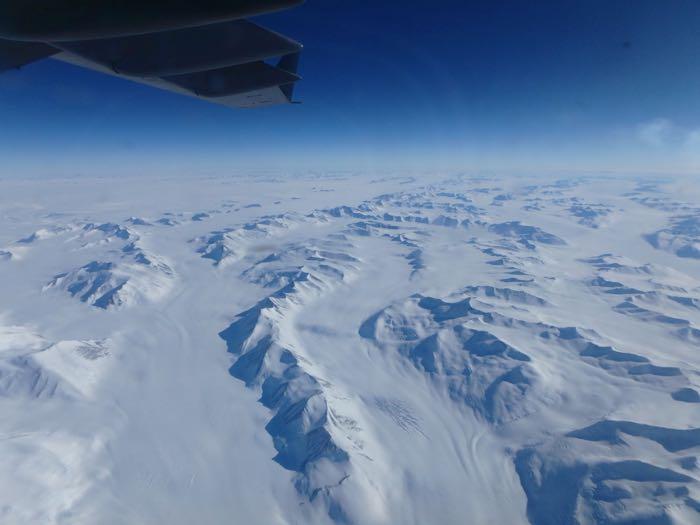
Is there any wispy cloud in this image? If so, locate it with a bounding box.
[628,118,700,170]
[636,118,700,156]
[636,118,675,147]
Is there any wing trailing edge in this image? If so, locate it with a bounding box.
[0,1,304,108]
[0,38,58,72]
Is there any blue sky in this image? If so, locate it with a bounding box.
[1,0,700,176]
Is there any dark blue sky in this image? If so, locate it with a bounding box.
[2,0,700,176]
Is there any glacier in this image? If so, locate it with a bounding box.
[0,172,699,524]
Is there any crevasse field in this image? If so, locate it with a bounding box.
[1,172,699,525]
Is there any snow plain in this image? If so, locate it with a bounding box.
[0,172,699,525]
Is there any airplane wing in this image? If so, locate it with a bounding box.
[0,1,304,108]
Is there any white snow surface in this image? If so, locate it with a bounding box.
[1,172,700,524]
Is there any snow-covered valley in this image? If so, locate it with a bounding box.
[1,172,699,524]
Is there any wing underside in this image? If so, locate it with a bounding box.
[0,16,302,108]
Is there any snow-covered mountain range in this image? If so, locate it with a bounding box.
[0,172,699,524]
